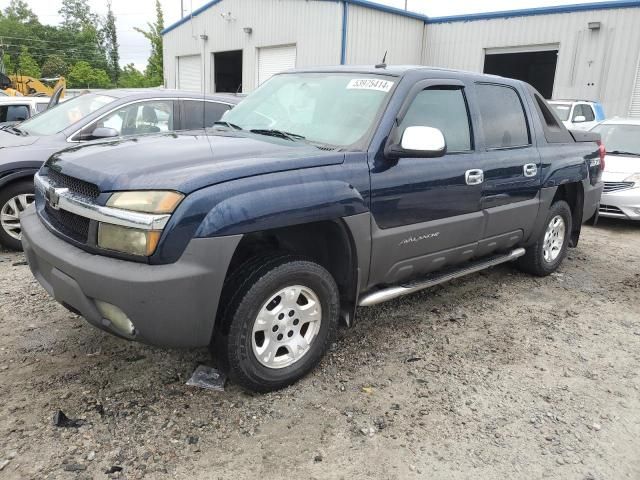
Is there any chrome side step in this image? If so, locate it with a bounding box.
[358,247,526,307]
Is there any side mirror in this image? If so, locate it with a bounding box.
[91,127,119,139]
[573,115,586,123]
[386,126,446,159]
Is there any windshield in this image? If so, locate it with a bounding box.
[20,93,114,136]
[591,124,640,156]
[550,103,572,121]
[220,73,396,147]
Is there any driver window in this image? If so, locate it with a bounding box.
[399,88,472,152]
[83,100,174,139]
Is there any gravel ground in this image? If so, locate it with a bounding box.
[0,219,639,480]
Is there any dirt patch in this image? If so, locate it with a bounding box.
[0,218,639,479]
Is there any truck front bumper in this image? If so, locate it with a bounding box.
[21,206,241,348]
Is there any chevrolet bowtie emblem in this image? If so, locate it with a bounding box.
[46,186,68,210]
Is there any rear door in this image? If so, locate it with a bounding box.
[473,82,541,255]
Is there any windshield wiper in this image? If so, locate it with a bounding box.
[213,121,243,130]
[607,150,640,157]
[7,126,28,136]
[249,129,306,142]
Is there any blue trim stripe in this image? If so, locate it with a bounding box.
[428,0,640,24]
[162,0,430,35]
[341,2,348,65]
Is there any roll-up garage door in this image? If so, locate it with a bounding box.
[177,55,202,92]
[257,45,296,87]
[630,55,640,118]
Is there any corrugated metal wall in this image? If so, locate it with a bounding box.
[345,5,425,65]
[424,7,640,116]
[163,0,342,93]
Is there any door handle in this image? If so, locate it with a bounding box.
[523,163,538,177]
[465,169,484,185]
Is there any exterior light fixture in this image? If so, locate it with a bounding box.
[243,27,253,34]
[588,21,601,30]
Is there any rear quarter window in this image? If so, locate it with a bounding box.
[475,83,530,149]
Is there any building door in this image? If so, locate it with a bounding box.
[213,50,243,93]
[630,54,640,118]
[483,45,558,98]
[177,55,202,92]
[257,44,296,87]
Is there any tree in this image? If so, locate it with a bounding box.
[103,1,120,83]
[4,0,38,24]
[68,61,111,88]
[59,0,98,32]
[134,0,164,86]
[118,64,147,88]
[2,53,15,75]
[41,54,68,78]
[17,46,40,77]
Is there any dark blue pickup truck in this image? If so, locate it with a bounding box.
[21,66,604,392]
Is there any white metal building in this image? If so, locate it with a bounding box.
[162,0,640,117]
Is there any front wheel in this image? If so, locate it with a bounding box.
[517,200,572,276]
[218,256,339,392]
[0,180,35,251]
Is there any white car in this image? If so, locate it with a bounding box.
[590,118,640,221]
[0,96,52,126]
[548,100,605,131]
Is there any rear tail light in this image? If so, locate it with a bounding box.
[597,140,606,171]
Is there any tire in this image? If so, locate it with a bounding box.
[517,200,572,277]
[216,255,339,392]
[0,180,35,251]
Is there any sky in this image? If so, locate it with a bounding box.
[0,0,616,71]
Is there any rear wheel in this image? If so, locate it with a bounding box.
[517,200,572,276]
[0,180,35,251]
[217,256,339,392]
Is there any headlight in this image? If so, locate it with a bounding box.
[98,223,162,256]
[623,173,640,186]
[106,191,183,214]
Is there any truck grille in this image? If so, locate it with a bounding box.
[44,203,90,243]
[603,182,634,193]
[599,205,624,215]
[47,169,100,199]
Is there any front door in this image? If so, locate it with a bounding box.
[368,81,484,287]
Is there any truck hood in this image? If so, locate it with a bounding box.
[46,131,345,194]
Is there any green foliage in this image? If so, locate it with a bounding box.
[103,1,120,83]
[0,0,164,91]
[118,64,149,88]
[41,54,68,78]
[2,53,15,75]
[134,0,164,86]
[18,46,41,77]
[59,0,99,33]
[68,61,111,88]
[4,0,38,24]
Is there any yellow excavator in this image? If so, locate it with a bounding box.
[0,72,66,97]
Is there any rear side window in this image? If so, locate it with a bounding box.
[0,105,29,122]
[573,104,595,122]
[476,84,530,149]
[399,88,472,152]
[183,101,231,129]
[205,102,231,126]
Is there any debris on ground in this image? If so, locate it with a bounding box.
[185,365,226,391]
[52,410,85,428]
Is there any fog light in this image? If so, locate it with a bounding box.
[95,300,136,336]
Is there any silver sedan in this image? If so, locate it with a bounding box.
[590,119,640,221]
